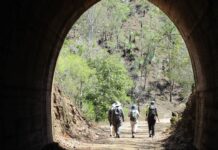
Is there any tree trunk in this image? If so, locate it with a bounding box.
[169,80,174,102]
[137,100,140,113]
[79,81,83,109]
[116,34,119,50]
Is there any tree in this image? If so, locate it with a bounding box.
[54,40,95,108]
[85,54,133,121]
[54,0,194,122]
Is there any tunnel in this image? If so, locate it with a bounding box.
[1,0,218,149]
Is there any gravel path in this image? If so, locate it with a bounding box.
[58,118,171,150]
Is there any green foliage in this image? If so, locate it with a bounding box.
[122,106,129,119]
[81,101,96,121]
[55,39,133,121]
[55,44,95,105]
[85,54,133,121]
[170,113,181,127]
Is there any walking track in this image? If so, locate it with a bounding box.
[58,118,170,150]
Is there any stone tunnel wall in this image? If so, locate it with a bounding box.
[150,0,218,149]
[0,0,90,149]
[1,0,218,149]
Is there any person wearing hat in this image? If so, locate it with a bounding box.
[128,104,140,138]
[108,103,116,137]
[146,100,159,137]
[112,101,124,138]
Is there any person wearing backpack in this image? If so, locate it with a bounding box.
[146,101,159,137]
[112,101,124,138]
[108,103,116,137]
[128,104,139,138]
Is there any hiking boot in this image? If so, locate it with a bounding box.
[117,134,120,138]
[149,134,152,137]
[132,135,135,138]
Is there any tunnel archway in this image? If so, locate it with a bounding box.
[1,0,218,149]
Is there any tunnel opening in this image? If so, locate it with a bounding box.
[2,0,218,150]
[51,0,194,149]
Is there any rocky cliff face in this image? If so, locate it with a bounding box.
[52,85,97,141]
[164,91,196,150]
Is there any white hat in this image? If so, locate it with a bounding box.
[112,103,116,108]
[115,101,121,107]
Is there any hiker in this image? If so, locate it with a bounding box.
[112,101,124,138]
[108,103,116,137]
[128,104,140,138]
[146,101,159,137]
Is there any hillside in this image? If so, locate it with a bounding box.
[54,0,193,122]
[52,85,104,144]
[52,0,195,149]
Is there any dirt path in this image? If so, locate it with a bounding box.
[58,118,170,150]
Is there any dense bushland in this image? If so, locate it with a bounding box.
[54,0,194,121]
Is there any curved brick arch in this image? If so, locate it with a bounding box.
[1,0,218,149]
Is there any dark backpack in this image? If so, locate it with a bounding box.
[108,109,113,122]
[113,107,122,123]
[130,110,137,122]
[148,106,156,119]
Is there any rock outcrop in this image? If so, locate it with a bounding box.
[164,91,196,150]
[52,85,97,141]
